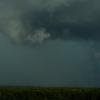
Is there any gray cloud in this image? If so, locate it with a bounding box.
[0,0,100,44]
[0,0,100,86]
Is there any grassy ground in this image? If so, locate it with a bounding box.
[0,87,99,100]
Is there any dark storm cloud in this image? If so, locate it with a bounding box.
[0,0,100,44]
[0,0,100,87]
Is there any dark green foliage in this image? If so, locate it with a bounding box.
[0,87,99,100]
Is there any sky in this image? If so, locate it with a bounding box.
[0,0,100,87]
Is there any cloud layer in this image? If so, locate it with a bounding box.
[0,0,100,44]
[0,0,100,86]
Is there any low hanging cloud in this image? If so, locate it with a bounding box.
[0,0,100,44]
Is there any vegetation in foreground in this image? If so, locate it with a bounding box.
[0,87,99,100]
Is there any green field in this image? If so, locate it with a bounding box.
[0,87,99,100]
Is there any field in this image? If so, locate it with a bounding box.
[0,87,99,100]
